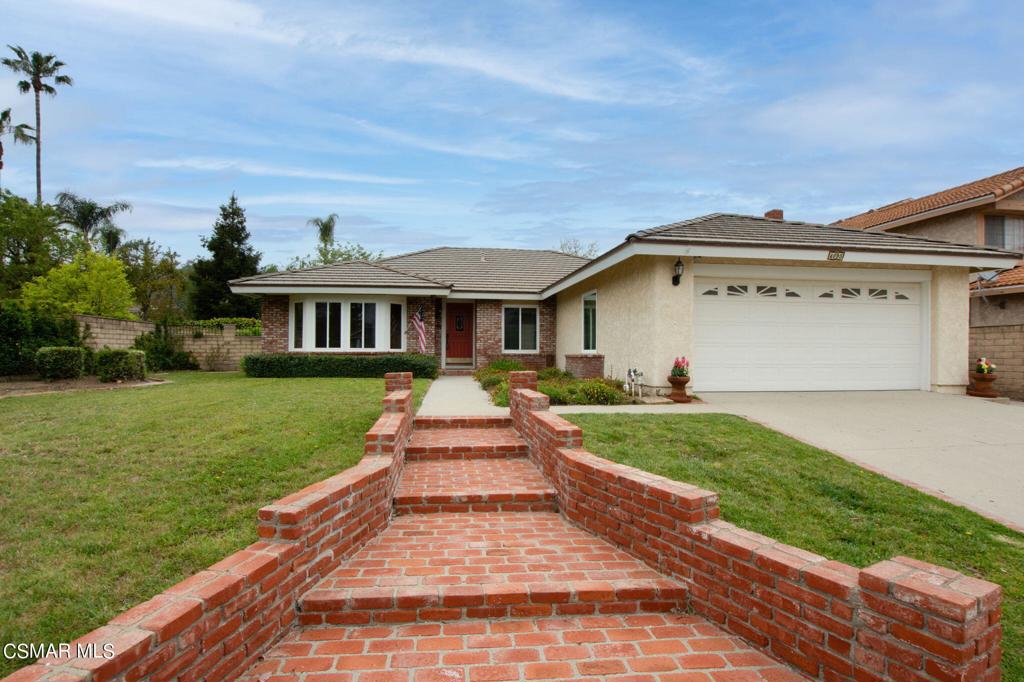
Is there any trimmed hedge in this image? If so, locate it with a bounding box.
[96,349,147,382]
[35,346,86,380]
[242,353,438,379]
[0,301,81,375]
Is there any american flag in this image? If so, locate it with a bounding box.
[411,305,427,352]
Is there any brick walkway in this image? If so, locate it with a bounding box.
[237,418,810,682]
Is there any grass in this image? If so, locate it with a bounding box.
[0,371,428,677]
[564,413,1023,679]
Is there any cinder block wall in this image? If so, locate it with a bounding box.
[77,315,156,350]
[969,324,1024,399]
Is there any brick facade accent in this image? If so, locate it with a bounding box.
[508,372,1003,682]
[969,324,1024,399]
[564,353,604,378]
[474,299,556,369]
[405,295,441,358]
[260,296,289,354]
[8,385,415,682]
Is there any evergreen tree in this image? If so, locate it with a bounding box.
[189,194,260,319]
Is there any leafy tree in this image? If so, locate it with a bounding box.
[2,46,73,205]
[98,224,125,255]
[0,107,34,191]
[189,194,261,318]
[0,190,72,298]
[557,238,599,259]
[119,239,186,321]
[20,250,136,319]
[54,191,132,250]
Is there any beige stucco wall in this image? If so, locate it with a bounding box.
[930,266,971,393]
[556,257,972,393]
[891,209,980,245]
[555,255,692,385]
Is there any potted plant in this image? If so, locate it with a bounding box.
[667,356,691,403]
[968,357,999,398]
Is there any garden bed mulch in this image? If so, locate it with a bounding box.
[0,376,168,399]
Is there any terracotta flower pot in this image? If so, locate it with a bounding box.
[667,375,691,403]
[967,372,999,398]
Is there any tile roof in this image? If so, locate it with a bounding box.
[972,264,1024,291]
[834,167,1024,230]
[628,213,1018,258]
[230,248,590,294]
[230,260,448,289]
[381,247,589,294]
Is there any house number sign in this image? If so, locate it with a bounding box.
[827,249,845,262]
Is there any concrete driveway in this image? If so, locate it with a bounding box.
[699,391,1024,530]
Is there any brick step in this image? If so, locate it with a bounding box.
[298,512,686,625]
[406,427,527,460]
[242,613,808,682]
[394,460,557,514]
[413,415,514,430]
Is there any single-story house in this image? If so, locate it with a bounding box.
[835,166,1024,398]
[230,212,1019,393]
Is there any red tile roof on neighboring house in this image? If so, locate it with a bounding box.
[972,264,1024,292]
[834,166,1024,230]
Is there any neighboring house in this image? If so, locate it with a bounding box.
[230,212,1017,394]
[835,167,1024,398]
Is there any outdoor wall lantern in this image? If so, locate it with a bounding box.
[672,258,684,286]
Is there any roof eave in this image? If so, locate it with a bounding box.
[855,194,996,232]
[229,284,451,296]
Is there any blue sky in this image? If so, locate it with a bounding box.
[3,0,1022,265]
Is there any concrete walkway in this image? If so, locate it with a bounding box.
[417,375,509,415]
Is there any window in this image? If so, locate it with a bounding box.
[984,215,1024,251]
[314,302,342,349]
[390,303,404,351]
[582,293,597,352]
[868,288,888,300]
[756,285,777,297]
[503,306,538,352]
[726,284,748,297]
[293,301,303,349]
[350,302,376,349]
[701,286,719,296]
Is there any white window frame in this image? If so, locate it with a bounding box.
[288,295,405,353]
[581,290,597,353]
[348,301,378,350]
[501,304,540,354]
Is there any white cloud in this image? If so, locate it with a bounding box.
[135,157,420,185]
[335,116,540,161]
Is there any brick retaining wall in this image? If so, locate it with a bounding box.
[6,374,415,682]
[969,324,1024,400]
[508,371,1003,682]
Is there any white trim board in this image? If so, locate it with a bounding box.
[231,285,449,296]
[692,263,933,282]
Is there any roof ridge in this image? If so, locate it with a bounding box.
[366,259,452,287]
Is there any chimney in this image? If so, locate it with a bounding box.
[764,209,784,221]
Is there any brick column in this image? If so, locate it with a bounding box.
[384,372,413,392]
[857,557,1002,681]
[509,370,538,391]
[260,296,289,353]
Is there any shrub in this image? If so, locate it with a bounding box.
[538,366,573,381]
[241,353,439,379]
[35,346,85,380]
[0,300,82,375]
[572,379,625,405]
[96,349,147,382]
[485,358,525,372]
[132,325,198,371]
[188,317,261,336]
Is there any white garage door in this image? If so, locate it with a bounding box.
[694,278,923,391]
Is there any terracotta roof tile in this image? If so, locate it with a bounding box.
[972,264,1024,291]
[834,167,1024,230]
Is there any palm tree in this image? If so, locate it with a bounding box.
[0,107,34,191]
[309,212,339,262]
[55,191,132,251]
[2,46,73,205]
[98,224,125,255]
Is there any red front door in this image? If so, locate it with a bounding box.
[446,303,474,364]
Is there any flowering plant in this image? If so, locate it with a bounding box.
[976,357,997,374]
[671,356,690,377]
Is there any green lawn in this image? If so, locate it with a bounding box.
[565,413,1023,679]
[0,372,428,677]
